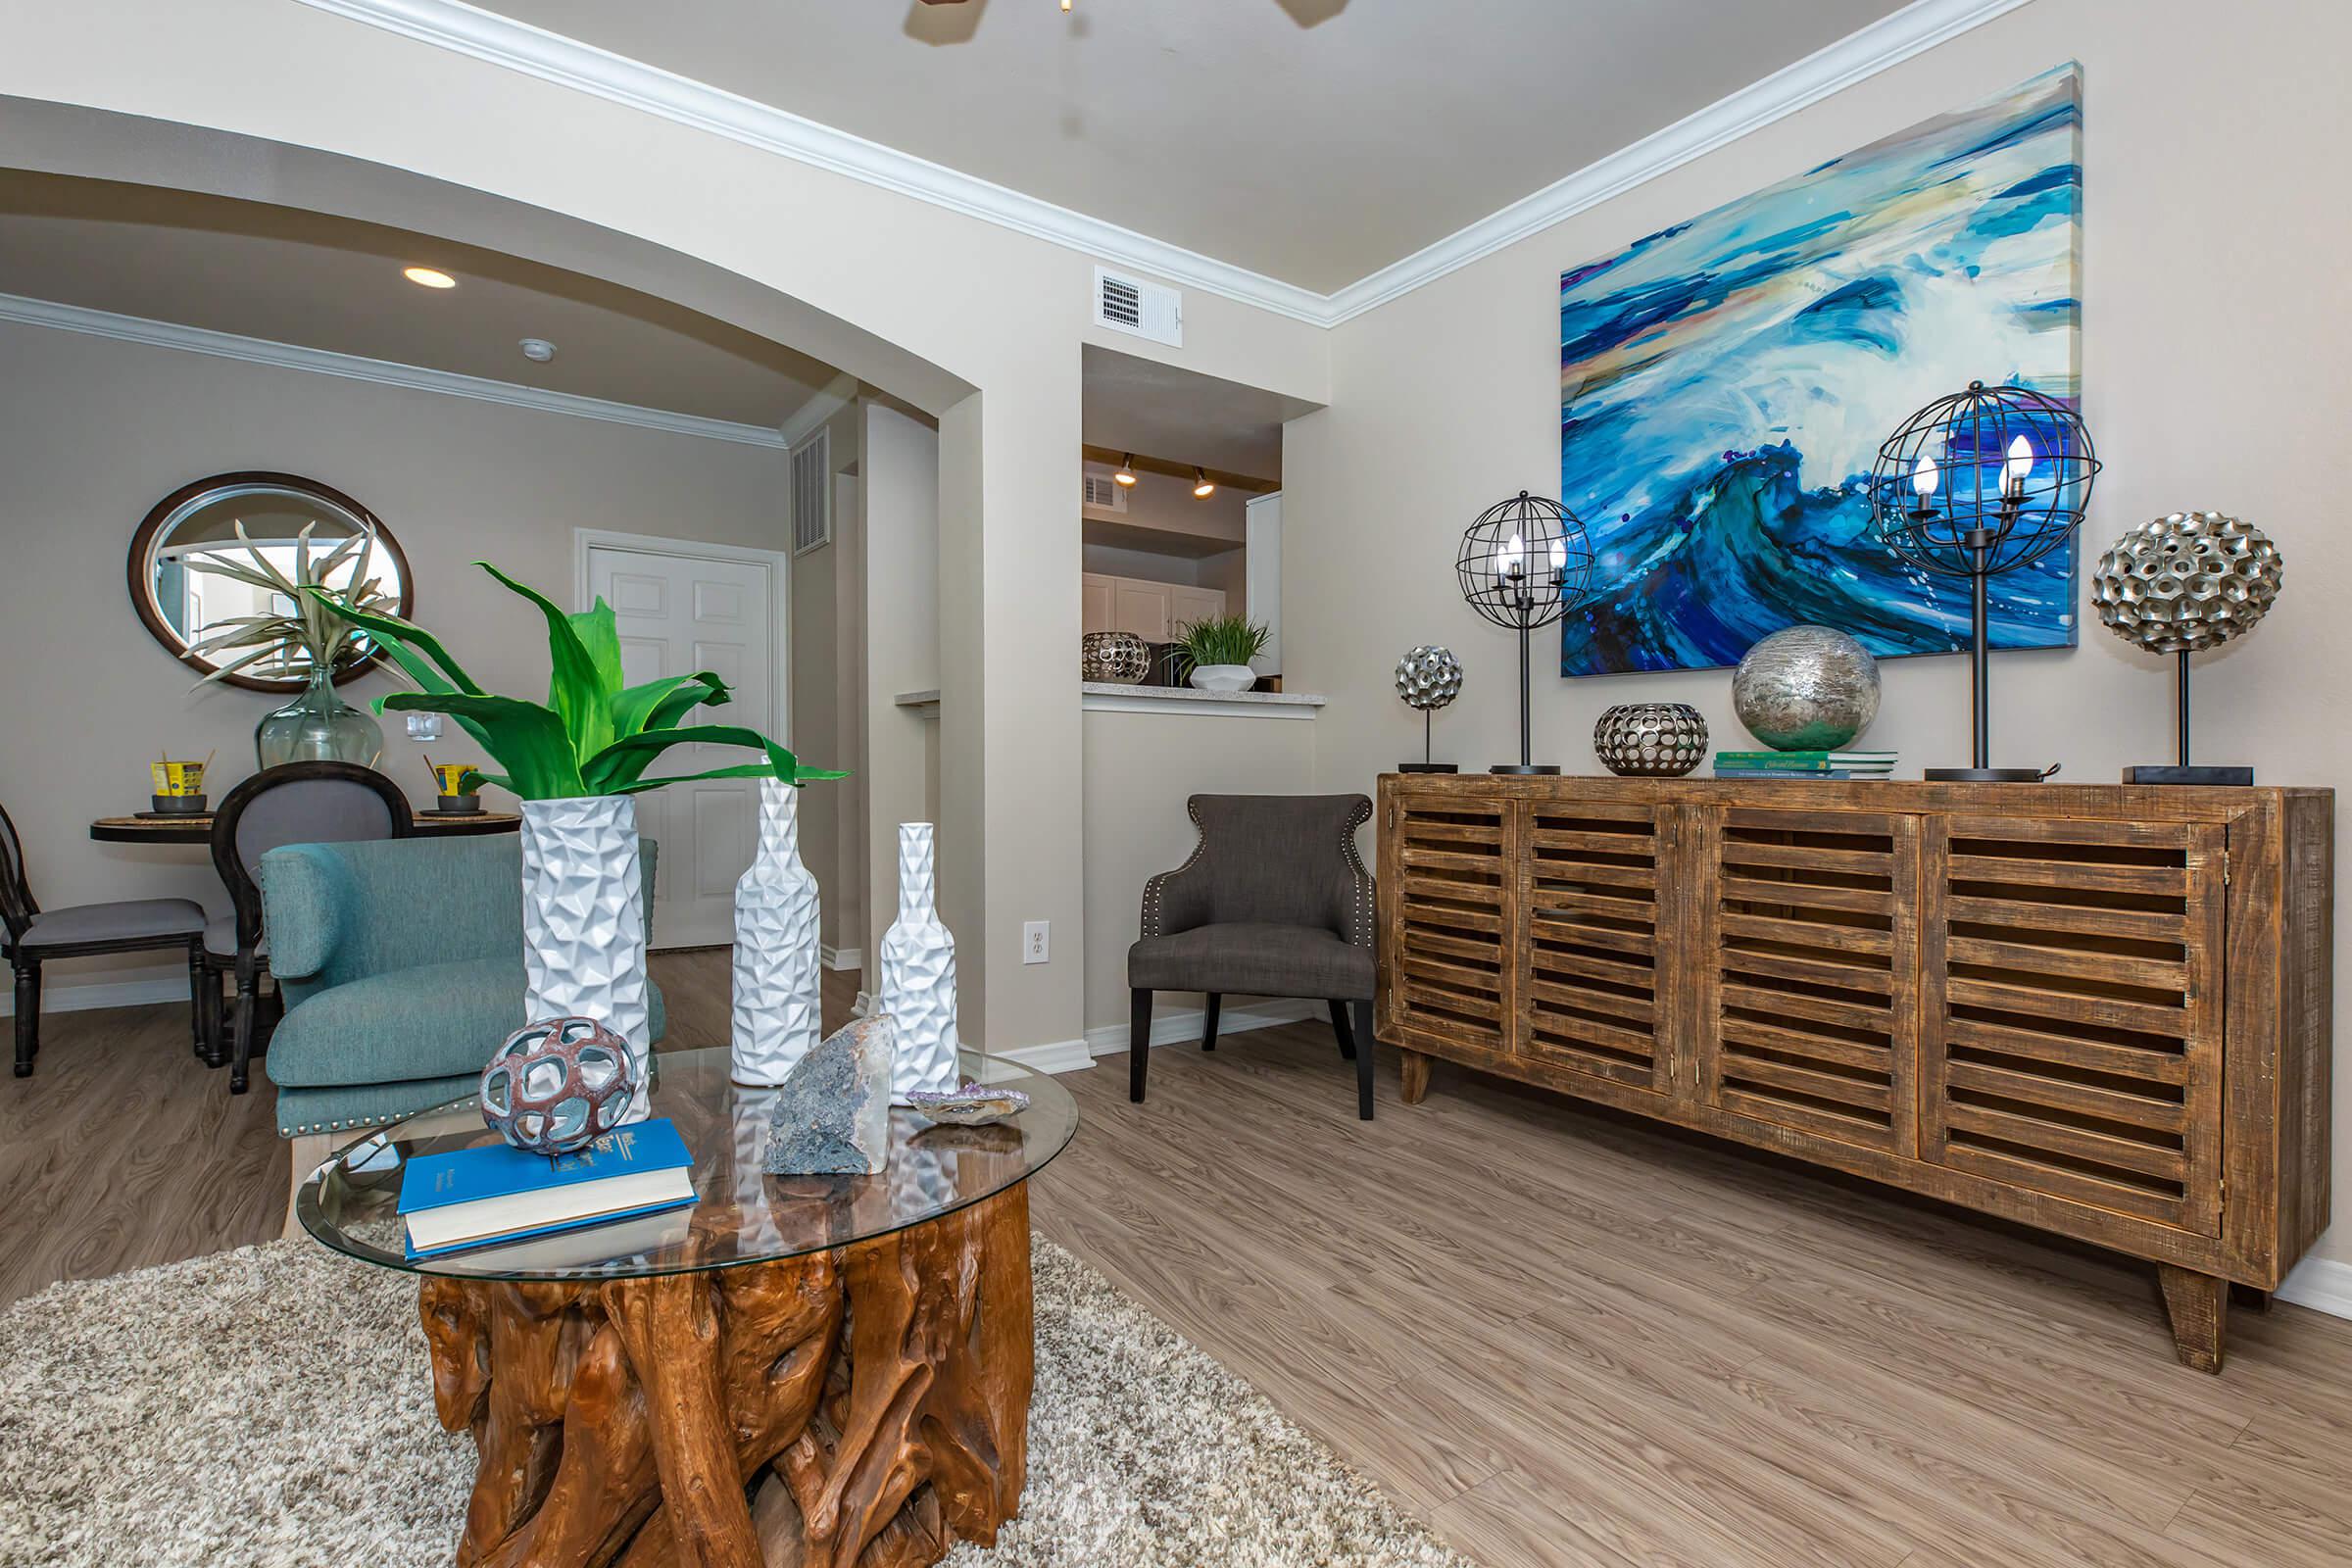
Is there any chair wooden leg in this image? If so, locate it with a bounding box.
[284,1131,337,1242]
[11,957,36,1078]
[187,945,207,1056]
[201,960,226,1069]
[230,952,260,1095]
[1129,989,1152,1102]
[1200,993,1221,1052]
[1351,999,1375,1121]
[1328,999,1356,1061]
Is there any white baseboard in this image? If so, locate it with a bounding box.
[0,968,192,1016]
[992,1037,1096,1075]
[2280,1255,2352,1321]
[821,945,862,972]
[1084,997,1320,1055]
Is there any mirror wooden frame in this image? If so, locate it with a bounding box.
[127,470,414,694]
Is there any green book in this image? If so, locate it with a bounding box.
[1714,751,1895,765]
[1712,758,1891,774]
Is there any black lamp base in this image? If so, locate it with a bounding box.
[1925,765,2055,783]
[2124,763,2253,787]
[1398,761,1460,774]
[1490,763,1561,776]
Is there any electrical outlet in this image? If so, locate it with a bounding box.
[405,712,444,741]
[1022,921,1050,965]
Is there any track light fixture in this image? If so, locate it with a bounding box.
[1113,455,1138,487]
[1193,467,1216,499]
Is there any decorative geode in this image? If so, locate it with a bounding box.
[1592,703,1707,777]
[905,1081,1031,1126]
[1732,625,1881,751]
[1394,645,1463,710]
[1082,631,1152,684]
[763,1014,896,1176]
[2091,511,2283,655]
[479,1016,638,1157]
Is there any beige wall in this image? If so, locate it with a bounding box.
[860,401,944,1009]
[1286,0,2352,1263]
[1,0,1331,1058]
[789,404,866,959]
[1082,709,1319,1033]
[0,316,786,992]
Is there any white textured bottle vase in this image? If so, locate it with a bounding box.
[519,796,653,1120]
[731,778,822,1086]
[877,822,959,1101]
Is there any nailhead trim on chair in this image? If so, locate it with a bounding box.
[1140,797,1214,942]
[1341,796,1374,951]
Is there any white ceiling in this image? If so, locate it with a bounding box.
[0,171,845,429]
[470,0,1909,293]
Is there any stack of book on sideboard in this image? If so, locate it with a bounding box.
[398,1118,698,1260]
[1713,749,1895,781]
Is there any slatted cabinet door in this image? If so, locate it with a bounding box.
[1520,799,1677,1093]
[1920,815,2224,1235]
[1694,807,1920,1152]
[1383,793,1510,1054]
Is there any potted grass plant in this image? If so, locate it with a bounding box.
[1175,612,1271,694]
[309,563,844,1111]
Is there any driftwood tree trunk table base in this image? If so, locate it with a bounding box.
[420,1185,1033,1568]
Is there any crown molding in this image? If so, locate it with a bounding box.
[1320,0,2033,323]
[0,291,790,447]
[293,0,2023,331]
[293,0,1333,325]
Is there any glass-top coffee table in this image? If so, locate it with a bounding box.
[297,1046,1077,1568]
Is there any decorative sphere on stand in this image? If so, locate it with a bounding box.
[1732,625,1881,751]
[480,1016,639,1156]
[2090,512,2282,654]
[1394,645,1464,710]
[1592,703,1708,777]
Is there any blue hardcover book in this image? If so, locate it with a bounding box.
[400,1119,698,1260]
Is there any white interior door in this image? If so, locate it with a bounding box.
[586,543,780,949]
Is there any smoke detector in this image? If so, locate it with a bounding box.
[518,338,557,364]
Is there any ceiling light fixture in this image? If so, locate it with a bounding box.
[518,338,558,364]
[1113,455,1138,487]
[402,266,457,289]
[1192,467,1216,499]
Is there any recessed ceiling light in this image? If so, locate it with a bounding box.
[518,338,557,364]
[402,266,457,289]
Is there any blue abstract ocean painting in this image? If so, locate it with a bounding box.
[1559,65,2083,675]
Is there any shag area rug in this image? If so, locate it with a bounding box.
[0,1237,1472,1568]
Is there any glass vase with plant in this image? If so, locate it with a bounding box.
[309,563,846,1112]
[1174,612,1271,694]
[185,520,400,766]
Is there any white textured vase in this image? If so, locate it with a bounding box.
[519,796,653,1121]
[877,822,959,1102]
[731,779,822,1087]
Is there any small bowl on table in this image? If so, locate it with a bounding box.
[149,794,208,815]
[434,793,483,816]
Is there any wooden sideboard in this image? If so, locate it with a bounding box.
[1374,774,2332,1372]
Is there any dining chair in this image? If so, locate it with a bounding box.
[207,761,412,1094]
[2,800,208,1079]
[1126,793,1378,1118]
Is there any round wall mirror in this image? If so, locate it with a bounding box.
[128,471,412,693]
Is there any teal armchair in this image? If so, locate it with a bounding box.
[258,835,664,1142]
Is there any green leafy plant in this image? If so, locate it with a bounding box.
[183,520,400,685]
[305,563,847,800]
[1174,612,1271,668]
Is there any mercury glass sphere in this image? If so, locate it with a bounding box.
[1395,645,1464,710]
[2091,512,2283,655]
[1732,625,1882,751]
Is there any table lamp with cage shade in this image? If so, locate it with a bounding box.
[1454,491,1594,775]
[1871,380,2101,782]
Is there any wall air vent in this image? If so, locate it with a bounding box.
[1081,471,1128,512]
[1095,266,1182,348]
[791,427,831,555]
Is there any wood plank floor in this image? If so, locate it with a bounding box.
[5,949,2350,1565]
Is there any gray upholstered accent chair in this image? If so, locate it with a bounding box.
[207,761,412,1094]
[1128,793,1378,1118]
[2,800,207,1079]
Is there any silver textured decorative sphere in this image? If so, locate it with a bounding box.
[1395,645,1464,710]
[1081,630,1152,684]
[1593,703,1708,777]
[2091,511,2282,655]
[480,1016,639,1156]
[1732,625,1882,751]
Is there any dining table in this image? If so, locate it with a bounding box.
[89,809,520,845]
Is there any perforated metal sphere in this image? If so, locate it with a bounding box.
[1593,703,1708,777]
[2091,512,2282,655]
[480,1016,639,1156]
[1395,645,1464,710]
